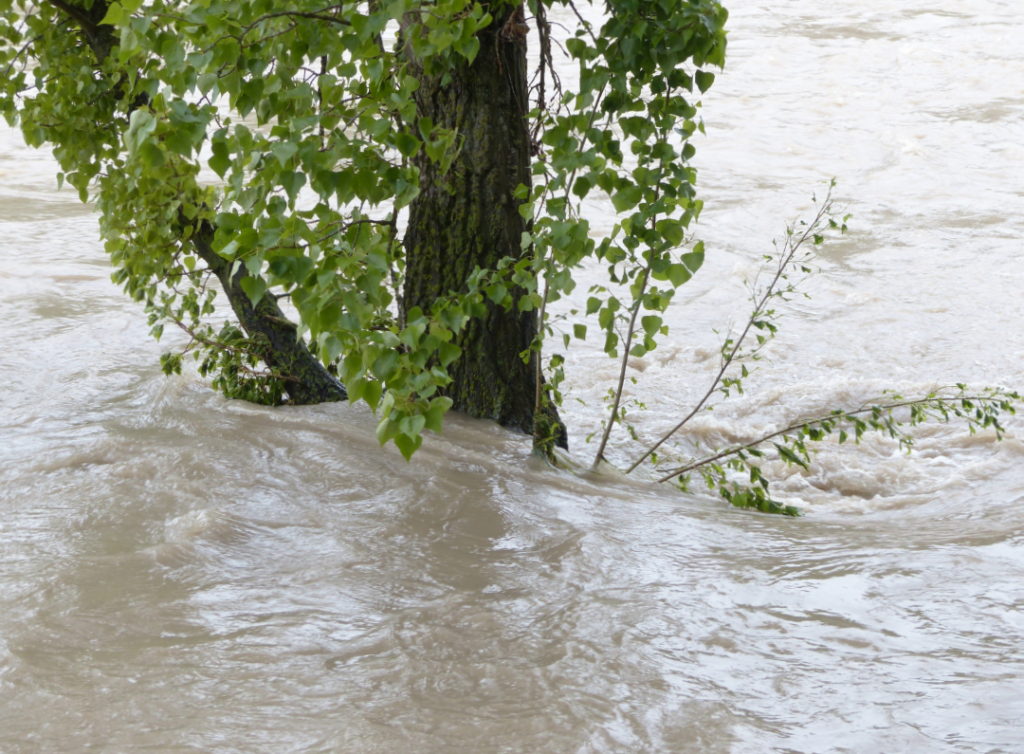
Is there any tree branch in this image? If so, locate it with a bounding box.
[626,188,835,473]
[655,390,1015,484]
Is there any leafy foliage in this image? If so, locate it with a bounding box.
[612,191,1020,515]
[525,0,726,459]
[0,0,727,460]
[4,0,1014,517]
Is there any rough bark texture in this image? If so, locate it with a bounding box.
[193,226,348,405]
[403,7,567,448]
[46,0,117,62]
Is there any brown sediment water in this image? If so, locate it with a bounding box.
[2,1,1023,751]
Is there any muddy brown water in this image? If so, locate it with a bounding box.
[2,1,1023,751]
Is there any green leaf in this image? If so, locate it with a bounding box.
[280,171,307,204]
[362,379,383,410]
[423,402,447,433]
[573,323,587,340]
[666,263,692,288]
[611,185,642,212]
[98,2,124,25]
[695,70,716,94]
[640,315,662,336]
[394,432,423,461]
[655,218,684,247]
[572,174,592,198]
[417,117,434,141]
[680,242,705,276]
[125,110,156,155]
[209,142,231,177]
[487,283,507,304]
[371,349,399,380]
[773,442,809,469]
[377,417,399,446]
[458,36,480,63]
[423,396,453,434]
[439,341,462,367]
[164,128,194,157]
[239,276,267,306]
[271,141,299,167]
[139,142,165,168]
[322,335,344,364]
[346,376,367,404]
[399,413,426,439]
[394,132,421,157]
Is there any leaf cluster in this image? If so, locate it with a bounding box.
[0,0,728,462]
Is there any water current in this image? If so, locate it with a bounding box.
[1,0,1023,751]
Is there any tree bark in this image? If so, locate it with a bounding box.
[192,226,347,405]
[45,0,116,62]
[403,6,567,448]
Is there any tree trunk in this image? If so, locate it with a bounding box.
[403,6,567,449]
[192,226,347,405]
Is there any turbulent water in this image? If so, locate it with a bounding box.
[2,1,1024,751]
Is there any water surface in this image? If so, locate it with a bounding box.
[2,1,1023,751]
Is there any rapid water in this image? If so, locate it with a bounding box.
[2,1,1023,751]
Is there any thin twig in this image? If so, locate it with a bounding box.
[626,190,834,473]
[592,264,652,466]
[655,390,1004,484]
[534,277,551,417]
[170,318,299,383]
[202,5,350,53]
[2,19,69,78]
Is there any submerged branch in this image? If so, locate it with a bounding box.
[655,388,1020,485]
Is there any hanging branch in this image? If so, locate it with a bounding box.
[528,0,560,152]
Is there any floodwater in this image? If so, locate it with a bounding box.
[2,0,1023,751]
